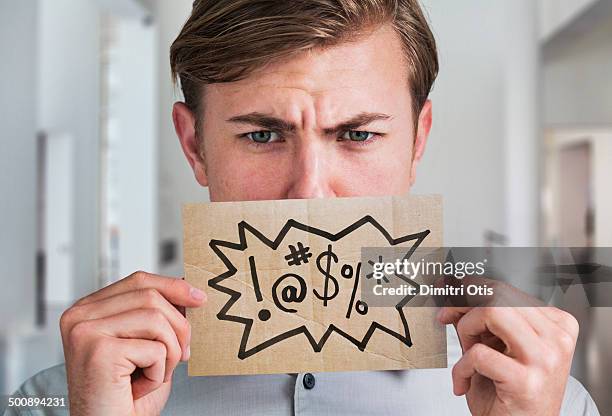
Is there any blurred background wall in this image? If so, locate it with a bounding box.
[1,0,611,412]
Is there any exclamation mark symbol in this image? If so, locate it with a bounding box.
[249,256,270,321]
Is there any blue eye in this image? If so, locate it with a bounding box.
[245,131,280,143]
[342,131,375,142]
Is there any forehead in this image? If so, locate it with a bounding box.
[203,25,411,124]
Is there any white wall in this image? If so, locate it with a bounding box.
[0,0,101,392]
[415,0,539,246]
[542,11,612,126]
[38,0,102,299]
[503,0,539,246]
[152,0,210,277]
[0,0,38,332]
[1,0,159,394]
[113,18,159,278]
[538,0,599,41]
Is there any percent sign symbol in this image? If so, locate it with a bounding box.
[341,262,368,318]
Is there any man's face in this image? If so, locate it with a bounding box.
[174,24,432,202]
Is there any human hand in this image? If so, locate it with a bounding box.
[438,303,578,416]
[59,271,206,415]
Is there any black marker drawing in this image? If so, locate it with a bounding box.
[208,216,430,360]
[272,273,307,313]
[343,262,364,319]
[284,242,312,266]
[313,244,339,306]
[248,255,271,321]
[248,256,263,302]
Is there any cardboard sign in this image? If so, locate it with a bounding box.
[183,195,446,376]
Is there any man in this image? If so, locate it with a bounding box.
[7,0,600,415]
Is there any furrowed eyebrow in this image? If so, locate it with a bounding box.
[226,111,391,135]
[323,112,392,135]
[227,112,296,134]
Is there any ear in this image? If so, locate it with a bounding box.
[409,100,432,187]
[172,102,208,187]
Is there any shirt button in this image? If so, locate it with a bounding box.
[303,373,316,390]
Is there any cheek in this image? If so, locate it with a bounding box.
[332,140,414,197]
[207,150,291,201]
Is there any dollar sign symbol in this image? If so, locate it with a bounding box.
[314,244,339,306]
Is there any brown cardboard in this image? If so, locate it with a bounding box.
[183,195,446,376]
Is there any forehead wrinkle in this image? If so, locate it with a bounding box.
[225,83,318,132]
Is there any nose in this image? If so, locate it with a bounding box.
[285,140,335,199]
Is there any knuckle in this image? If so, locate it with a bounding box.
[67,321,93,348]
[162,335,182,364]
[153,341,168,362]
[451,362,461,379]
[59,308,77,333]
[167,343,182,364]
[481,306,496,320]
[144,308,166,323]
[470,343,488,363]
[455,314,466,330]
[73,292,96,307]
[558,331,577,355]
[455,317,469,339]
[141,288,162,307]
[129,270,149,286]
[72,297,87,307]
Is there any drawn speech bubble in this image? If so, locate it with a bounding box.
[208,216,430,360]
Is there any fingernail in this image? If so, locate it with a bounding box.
[183,345,191,361]
[190,287,206,301]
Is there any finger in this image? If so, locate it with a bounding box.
[65,289,193,361]
[437,277,545,312]
[93,309,182,382]
[536,307,579,357]
[463,281,558,338]
[75,271,206,307]
[484,278,546,308]
[539,307,579,338]
[115,338,167,400]
[452,343,524,396]
[514,306,559,338]
[453,275,500,307]
[455,307,541,360]
[437,306,473,325]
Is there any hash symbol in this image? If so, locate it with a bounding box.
[284,242,312,266]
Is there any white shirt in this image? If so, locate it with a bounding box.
[3,331,600,415]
